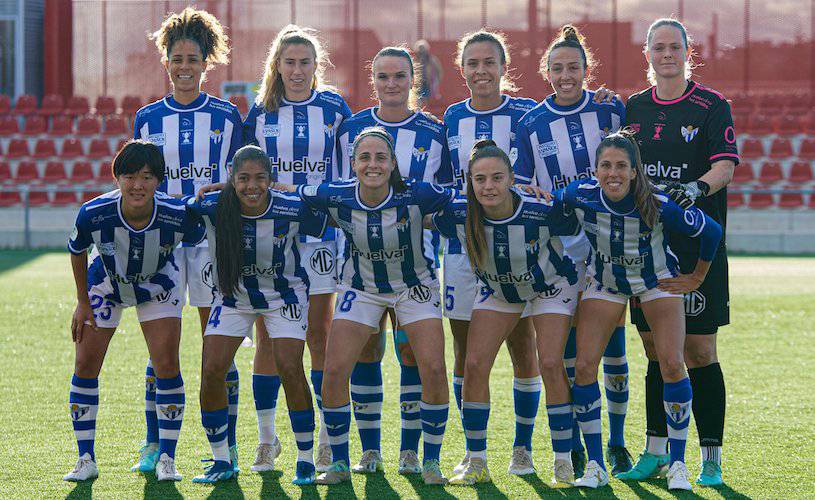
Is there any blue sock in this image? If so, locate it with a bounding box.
[603,326,628,448]
[323,404,351,465]
[289,408,316,476]
[564,327,583,452]
[546,403,573,459]
[145,360,158,444]
[155,374,185,459]
[226,362,239,448]
[399,365,422,452]
[664,378,693,466]
[462,401,490,459]
[420,401,448,463]
[252,373,280,444]
[513,376,541,451]
[573,382,604,469]
[69,375,99,460]
[350,361,383,452]
[452,373,464,449]
[202,407,230,464]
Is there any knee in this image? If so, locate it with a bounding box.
[659,355,686,382]
[684,342,717,368]
[150,356,179,378]
[574,356,599,383]
[74,356,101,379]
[539,355,564,379]
[463,355,485,381]
[201,358,228,385]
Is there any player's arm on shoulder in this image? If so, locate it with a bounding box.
[592,86,619,103]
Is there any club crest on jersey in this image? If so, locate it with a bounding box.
[131,247,141,260]
[396,217,409,232]
[611,230,624,242]
[600,127,611,138]
[571,134,584,150]
[281,303,303,322]
[244,237,253,249]
[324,123,335,137]
[272,233,287,248]
[681,125,698,143]
[159,404,184,420]
[181,130,192,145]
[537,141,559,159]
[412,146,429,161]
[409,284,432,303]
[310,247,335,275]
[370,225,381,239]
[525,239,540,253]
[296,125,307,138]
[70,403,89,421]
[98,242,116,256]
[666,401,690,423]
[209,128,223,144]
[262,124,280,137]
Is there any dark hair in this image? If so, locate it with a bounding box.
[456,30,518,93]
[112,139,165,181]
[371,46,420,110]
[644,18,695,85]
[215,145,272,297]
[151,6,230,70]
[541,24,596,82]
[464,139,513,270]
[595,129,659,228]
[351,126,408,193]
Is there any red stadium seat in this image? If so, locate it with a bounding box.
[87,139,112,159]
[14,161,39,182]
[0,161,10,182]
[77,116,101,136]
[788,161,814,183]
[14,94,37,115]
[748,192,774,209]
[27,190,49,206]
[43,161,68,182]
[97,161,113,182]
[6,139,30,158]
[0,191,21,207]
[0,116,19,135]
[732,162,755,184]
[70,161,95,182]
[60,138,84,159]
[50,115,74,135]
[95,95,117,116]
[22,116,47,136]
[229,95,249,117]
[103,116,127,136]
[776,116,802,136]
[33,138,57,159]
[805,113,815,135]
[746,113,774,135]
[121,95,143,118]
[81,190,103,202]
[778,192,804,209]
[0,94,10,114]
[727,191,745,208]
[739,138,765,159]
[758,162,783,184]
[768,138,793,159]
[39,94,64,117]
[53,191,78,206]
[64,95,90,117]
[798,138,815,160]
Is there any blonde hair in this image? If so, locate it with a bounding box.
[456,30,518,93]
[644,18,696,85]
[256,25,335,112]
[370,46,420,111]
[150,6,230,71]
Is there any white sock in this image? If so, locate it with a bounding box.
[646,435,669,455]
[257,408,276,445]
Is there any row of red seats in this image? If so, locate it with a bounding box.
[734,113,813,135]
[740,137,815,159]
[1,138,125,160]
[0,161,111,184]
[0,115,128,137]
[0,190,104,207]
[728,191,814,209]
[733,161,814,184]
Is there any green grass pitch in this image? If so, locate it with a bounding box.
[0,252,812,498]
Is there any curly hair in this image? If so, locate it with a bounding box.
[150,6,230,70]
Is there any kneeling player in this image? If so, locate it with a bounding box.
[64,141,205,482]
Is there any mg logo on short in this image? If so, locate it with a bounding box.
[684,290,706,317]
[310,247,335,275]
[281,303,303,322]
[409,284,432,303]
[201,262,215,288]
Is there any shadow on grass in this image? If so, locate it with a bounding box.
[65,478,94,500]
[143,472,183,500]
[364,472,400,499]
[405,473,457,499]
[198,475,245,500]
[258,469,323,500]
[0,249,55,275]
[519,473,627,498]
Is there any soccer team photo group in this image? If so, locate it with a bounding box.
[3,1,812,498]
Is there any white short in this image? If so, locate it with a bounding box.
[581,276,682,305]
[333,282,442,329]
[472,280,579,318]
[300,241,338,295]
[87,282,183,330]
[442,254,480,321]
[204,302,309,341]
[177,246,218,307]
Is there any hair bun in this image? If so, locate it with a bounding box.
[473,138,497,150]
[561,25,579,41]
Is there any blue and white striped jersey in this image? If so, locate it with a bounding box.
[432,191,580,303]
[336,108,453,184]
[68,191,205,306]
[297,179,455,293]
[515,90,624,190]
[557,179,722,295]
[244,90,351,242]
[186,190,328,310]
[134,93,243,197]
[443,95,537,254]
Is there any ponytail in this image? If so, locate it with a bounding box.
[215,183,243,297]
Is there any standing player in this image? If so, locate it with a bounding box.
[442,30,542,475]
[335,46,452,475]
[64,141,205,482]
[133,7,243,473]
[563,131,722,491]
[187,146,327,485]
[244,25,352,472]
[618,18,739,487]
[514,25,632,476]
